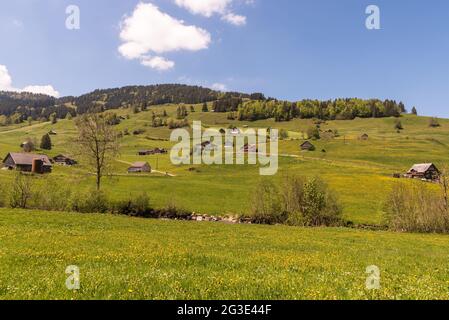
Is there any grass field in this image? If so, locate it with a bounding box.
[1,107,448,225]
[1,209,449,300]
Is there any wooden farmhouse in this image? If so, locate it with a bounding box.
[128,162,151,173]
[241,143,258,153]
[300,141,315,151]
[360,133,369,140]
[406,163,440,181]
[3,152,52,173]
[53,154,77,166]
[138,148,168,156]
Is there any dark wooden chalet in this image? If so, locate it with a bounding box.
[406,163,440,181]
[300,141,315,151]
[53,154,77,166]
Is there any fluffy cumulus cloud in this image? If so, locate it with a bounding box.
[118,2,211,70]
[210,82,228,91]
[0,65,59,97]
[175,0,247,26]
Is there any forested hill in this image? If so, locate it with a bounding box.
[0,84,408,125]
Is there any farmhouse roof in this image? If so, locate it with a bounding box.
[301,141,314,147]
[130,162,149,168]
[4,153,52,166]
[408,163,436,173]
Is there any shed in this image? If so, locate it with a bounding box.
[360,133,369,140]
[53,154,77,166]
[300,141,315,151]
[128,162,151,173]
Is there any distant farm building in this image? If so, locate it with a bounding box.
[405,163,440,181]
[300,141,315,151]
[360,134,369,140]
[53,154,77,166]
[138,148,168,156]
[128,162,151,173]
[2,152,52,173]
[241,143,258,153]
[193,141,218,155]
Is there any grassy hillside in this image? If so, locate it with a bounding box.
[1,209,448,300]
[1,106,448,225]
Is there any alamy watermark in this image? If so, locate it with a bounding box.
[65,265,80,290]
[366,5,381,30]
[365,265,381,290]
[170,121,279,176]
[66,5,80,30]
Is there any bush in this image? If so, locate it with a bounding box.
[9,173,34,209]
[112,193,152,217]
[250,176,343,227]
[385,182,449,234]
[251,180,286,225]
[68,190,110,213]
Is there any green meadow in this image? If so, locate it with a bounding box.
[1,107,449,299]
[1,106,448,225]
[1,209,449,300]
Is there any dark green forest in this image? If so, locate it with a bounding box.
[0,84,407,125]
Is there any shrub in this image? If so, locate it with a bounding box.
[9,173,34,209]
[307,127,320,140]
[429,117,441,128]
[68,190,110,213]
[385,182,449,234]
[250,176,343,227]
[112,193,152,217]
[251,180,286,225]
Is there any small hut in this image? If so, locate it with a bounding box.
[128,162,151,173]
[300,141,315,151]
[53,154,77,166]
[360,133,369,140]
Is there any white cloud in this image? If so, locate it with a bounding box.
[222,13,246,26]
[210,83,228,91]
[118,2,211,70]
[0,65,14,91]
[0,65,60,97]
[175,0,232,17]
[174,0,247,26]
[141,56,175,71]
[22,85,60,97]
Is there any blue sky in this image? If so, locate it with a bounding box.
[0,0,448,117]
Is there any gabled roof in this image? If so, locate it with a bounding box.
[4,153,52,166]
[408,163,437,173]
[130,162,149,168]
[301,141,314,146]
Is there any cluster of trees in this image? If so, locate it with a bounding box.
[0,84,256,124]
[1,85,410,126]
[236,98,407,122]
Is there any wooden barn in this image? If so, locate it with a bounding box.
[128,162,151,173]
[360,133,369,140]
[300,141,315,151]
[406,163,440,181]
[53,154,77,166]
[241,143,258,153]
[2,152,52,173]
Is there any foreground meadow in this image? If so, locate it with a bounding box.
[1,209,448,300]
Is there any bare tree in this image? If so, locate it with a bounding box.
[9,172,34,208]
[75,113,120,190]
